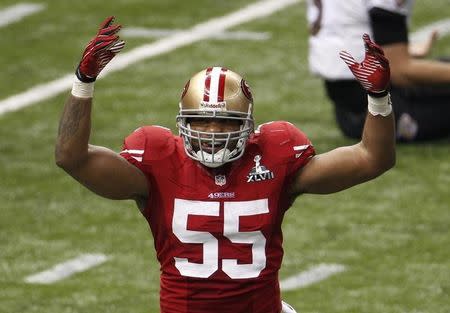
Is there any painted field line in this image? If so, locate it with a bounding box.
[0,3,45,28]
[280,263,346,291]
[24,254,109,284]
[411,18,450,42]
[122,27,270,41]
[0,0,300,116]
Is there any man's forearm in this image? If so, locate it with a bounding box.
[384,44,450,86]
[338,35,395,177]
[361,98,396,175]
[55,95,92,168]
[55,16,124,171]
[402,58,450,85]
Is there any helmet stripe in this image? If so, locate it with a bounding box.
[209,67,222,103]
[203,67,213,103]
[204,67,227,104]
[218,68,227,102]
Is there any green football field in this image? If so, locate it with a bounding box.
[0,1,449,312]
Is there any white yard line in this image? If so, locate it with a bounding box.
[122,27,270,41]
[24,254,109,284]
[0,0,300,116]
[0,74,74,115]
[411,18,450,42]
[0,3,45,28]
[280,263,346,291]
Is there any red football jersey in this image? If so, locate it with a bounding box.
[120,121,315,313]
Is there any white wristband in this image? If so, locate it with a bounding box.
[71,76,94,98]
[368,93,392,117]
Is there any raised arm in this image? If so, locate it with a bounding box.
[55,17,148,201]
[292,34,395,194]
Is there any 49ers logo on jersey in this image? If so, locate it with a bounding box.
[247,155,274,182]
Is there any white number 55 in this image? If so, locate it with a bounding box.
[172,198,269,279]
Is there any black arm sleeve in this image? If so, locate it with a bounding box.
[369,7,408,46]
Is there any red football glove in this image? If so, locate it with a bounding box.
[340,34,390,97]
[76,16,125,82]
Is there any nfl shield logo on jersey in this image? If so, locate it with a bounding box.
[215,175,226,186]
[247,155,274,183]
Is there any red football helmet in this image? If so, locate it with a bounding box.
[176,67,254,168]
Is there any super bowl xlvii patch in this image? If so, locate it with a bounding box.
[247,155,274,183]
[215,175,226,186]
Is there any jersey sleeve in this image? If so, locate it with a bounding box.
[120,125,176,172]
[367,0,412,45]
[257,121,315,178]
[369,7,408,46]
[367,0,412,15]
[280,122,315,178]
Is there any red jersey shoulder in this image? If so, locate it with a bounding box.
[121,125,177,163]
[252,121,315,163]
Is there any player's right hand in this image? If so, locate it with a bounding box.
[339,34,390,97]
[76,16,125,83]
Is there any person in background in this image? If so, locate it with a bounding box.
[307,0,450,141]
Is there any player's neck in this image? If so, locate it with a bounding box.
[198,162,233,177]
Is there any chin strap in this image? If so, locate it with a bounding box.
[196,148,231,168]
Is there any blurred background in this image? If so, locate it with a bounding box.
[0,1,449,312]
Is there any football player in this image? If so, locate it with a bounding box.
[307,0,450,141]
[55,16,395,313]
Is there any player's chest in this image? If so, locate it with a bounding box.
[155,154,286,201]
[150,155,286,232]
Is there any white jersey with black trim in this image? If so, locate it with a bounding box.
[307,0,414,80]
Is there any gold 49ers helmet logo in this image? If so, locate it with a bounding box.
[241,79,253,101]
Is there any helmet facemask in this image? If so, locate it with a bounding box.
[177,111,253,168]
[176,67,254,168]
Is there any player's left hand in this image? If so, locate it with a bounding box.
[340,33,390,97]
[76,16,125,83]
